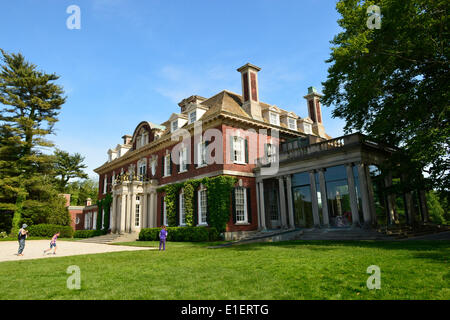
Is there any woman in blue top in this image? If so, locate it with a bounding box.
[159,226,168,251]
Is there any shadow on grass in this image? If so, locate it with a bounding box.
[223,240,450,263]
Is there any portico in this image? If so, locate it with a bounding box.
[110,176,159,234]
[255,133,430,231]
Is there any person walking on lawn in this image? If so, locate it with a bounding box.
[43,232,60,255]
[17,224,28,256]
[159,225,168,251]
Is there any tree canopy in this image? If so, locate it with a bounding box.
[322,0,449,193]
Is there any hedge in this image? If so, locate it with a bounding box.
[27,224,73,238]
[73,229,107,238]
[139,226,221,242]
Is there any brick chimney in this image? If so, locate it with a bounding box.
[237,63,263,121]
[303,87,325,137]
[122,134,132,145]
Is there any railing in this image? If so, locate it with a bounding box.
[257,133,365,166]
[113,173,149,185]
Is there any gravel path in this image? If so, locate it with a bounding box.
[0,240,155,263]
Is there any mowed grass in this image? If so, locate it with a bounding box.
[0,240,448,300]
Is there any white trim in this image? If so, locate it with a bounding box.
[197,188,208,226]
[234,187,248,224]
[179,192,186,226]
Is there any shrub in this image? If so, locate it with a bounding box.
[0,231,7,239]
[27,224,73,238]
[73,229,107,238]
[139,226,219,242]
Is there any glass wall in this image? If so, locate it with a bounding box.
[291,172,314,228]
[368,165,388,226]
[325,165,352,228]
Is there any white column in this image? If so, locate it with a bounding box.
[365,165,377,225]
[278,177,288,229]
[256,181,261,230]
[110,194,116,233]
[318,169,330,227]
[150,192,156,228]
[346,163,361,227]
[286,175,295,229]
[258,182,266,230]
[357,163,372,228]
[384,172,397,224]
[142,192,148,228]
[120,195,126,234]
[309,171,321,227]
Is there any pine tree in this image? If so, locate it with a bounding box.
[0,49,67,233]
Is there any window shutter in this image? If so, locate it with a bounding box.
[168,154,172,175]
[246,188,252,223]
[245,138,249,164]
[177,151,181,172]
[230,136,234,163]
[232,187,237,224]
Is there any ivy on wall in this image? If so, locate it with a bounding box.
[158,175,237,233]
[97,193,113,231]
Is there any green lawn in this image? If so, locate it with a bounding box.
[0,240,448,300]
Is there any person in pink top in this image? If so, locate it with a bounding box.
[43,232,60,255]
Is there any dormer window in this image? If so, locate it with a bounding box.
[189,111,196,124]
[269,112,280,126]
[304,123,312,134]
[171,120,178,133]
[288,118,297,130]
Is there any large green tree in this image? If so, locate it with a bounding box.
[0,49,68,233]
[322,0,449,193]
[53,149,88,192]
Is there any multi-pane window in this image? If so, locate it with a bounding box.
[164,154,171,176]
[138,160,146,179]
[189,111,196,124]
[233,136,245,163]
[103,176,107,194]
[235,188,247,223]
[163,198,167,226]
[171,120,178,132]
[269,112,280,126]
[288,118,297,130]
[135,196,140,227]
[265,143,277,163]
[179,147,188,172]
[197,142,207,166]
[179,192,186,226]
[198,189,207,225]
[304,123,312,134]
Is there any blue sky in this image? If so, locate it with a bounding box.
[1,0,345,177]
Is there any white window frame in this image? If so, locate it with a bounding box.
[171,120,178,133]
[103,176,107,194]
[179,192,186,226]
[179,147,188,173]
[304,123,312,134]
[235,188,248,224]
[197,188,208,226]
[288,117,297,130]
[197,141,207,167]
[189,111,196,124]
[233,136,245,164]
[163,198,167,226]
[164,154,171,177]
[151,159,156,176]
[269,111,280,126]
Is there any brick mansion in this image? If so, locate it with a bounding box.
[87,63,430,240]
